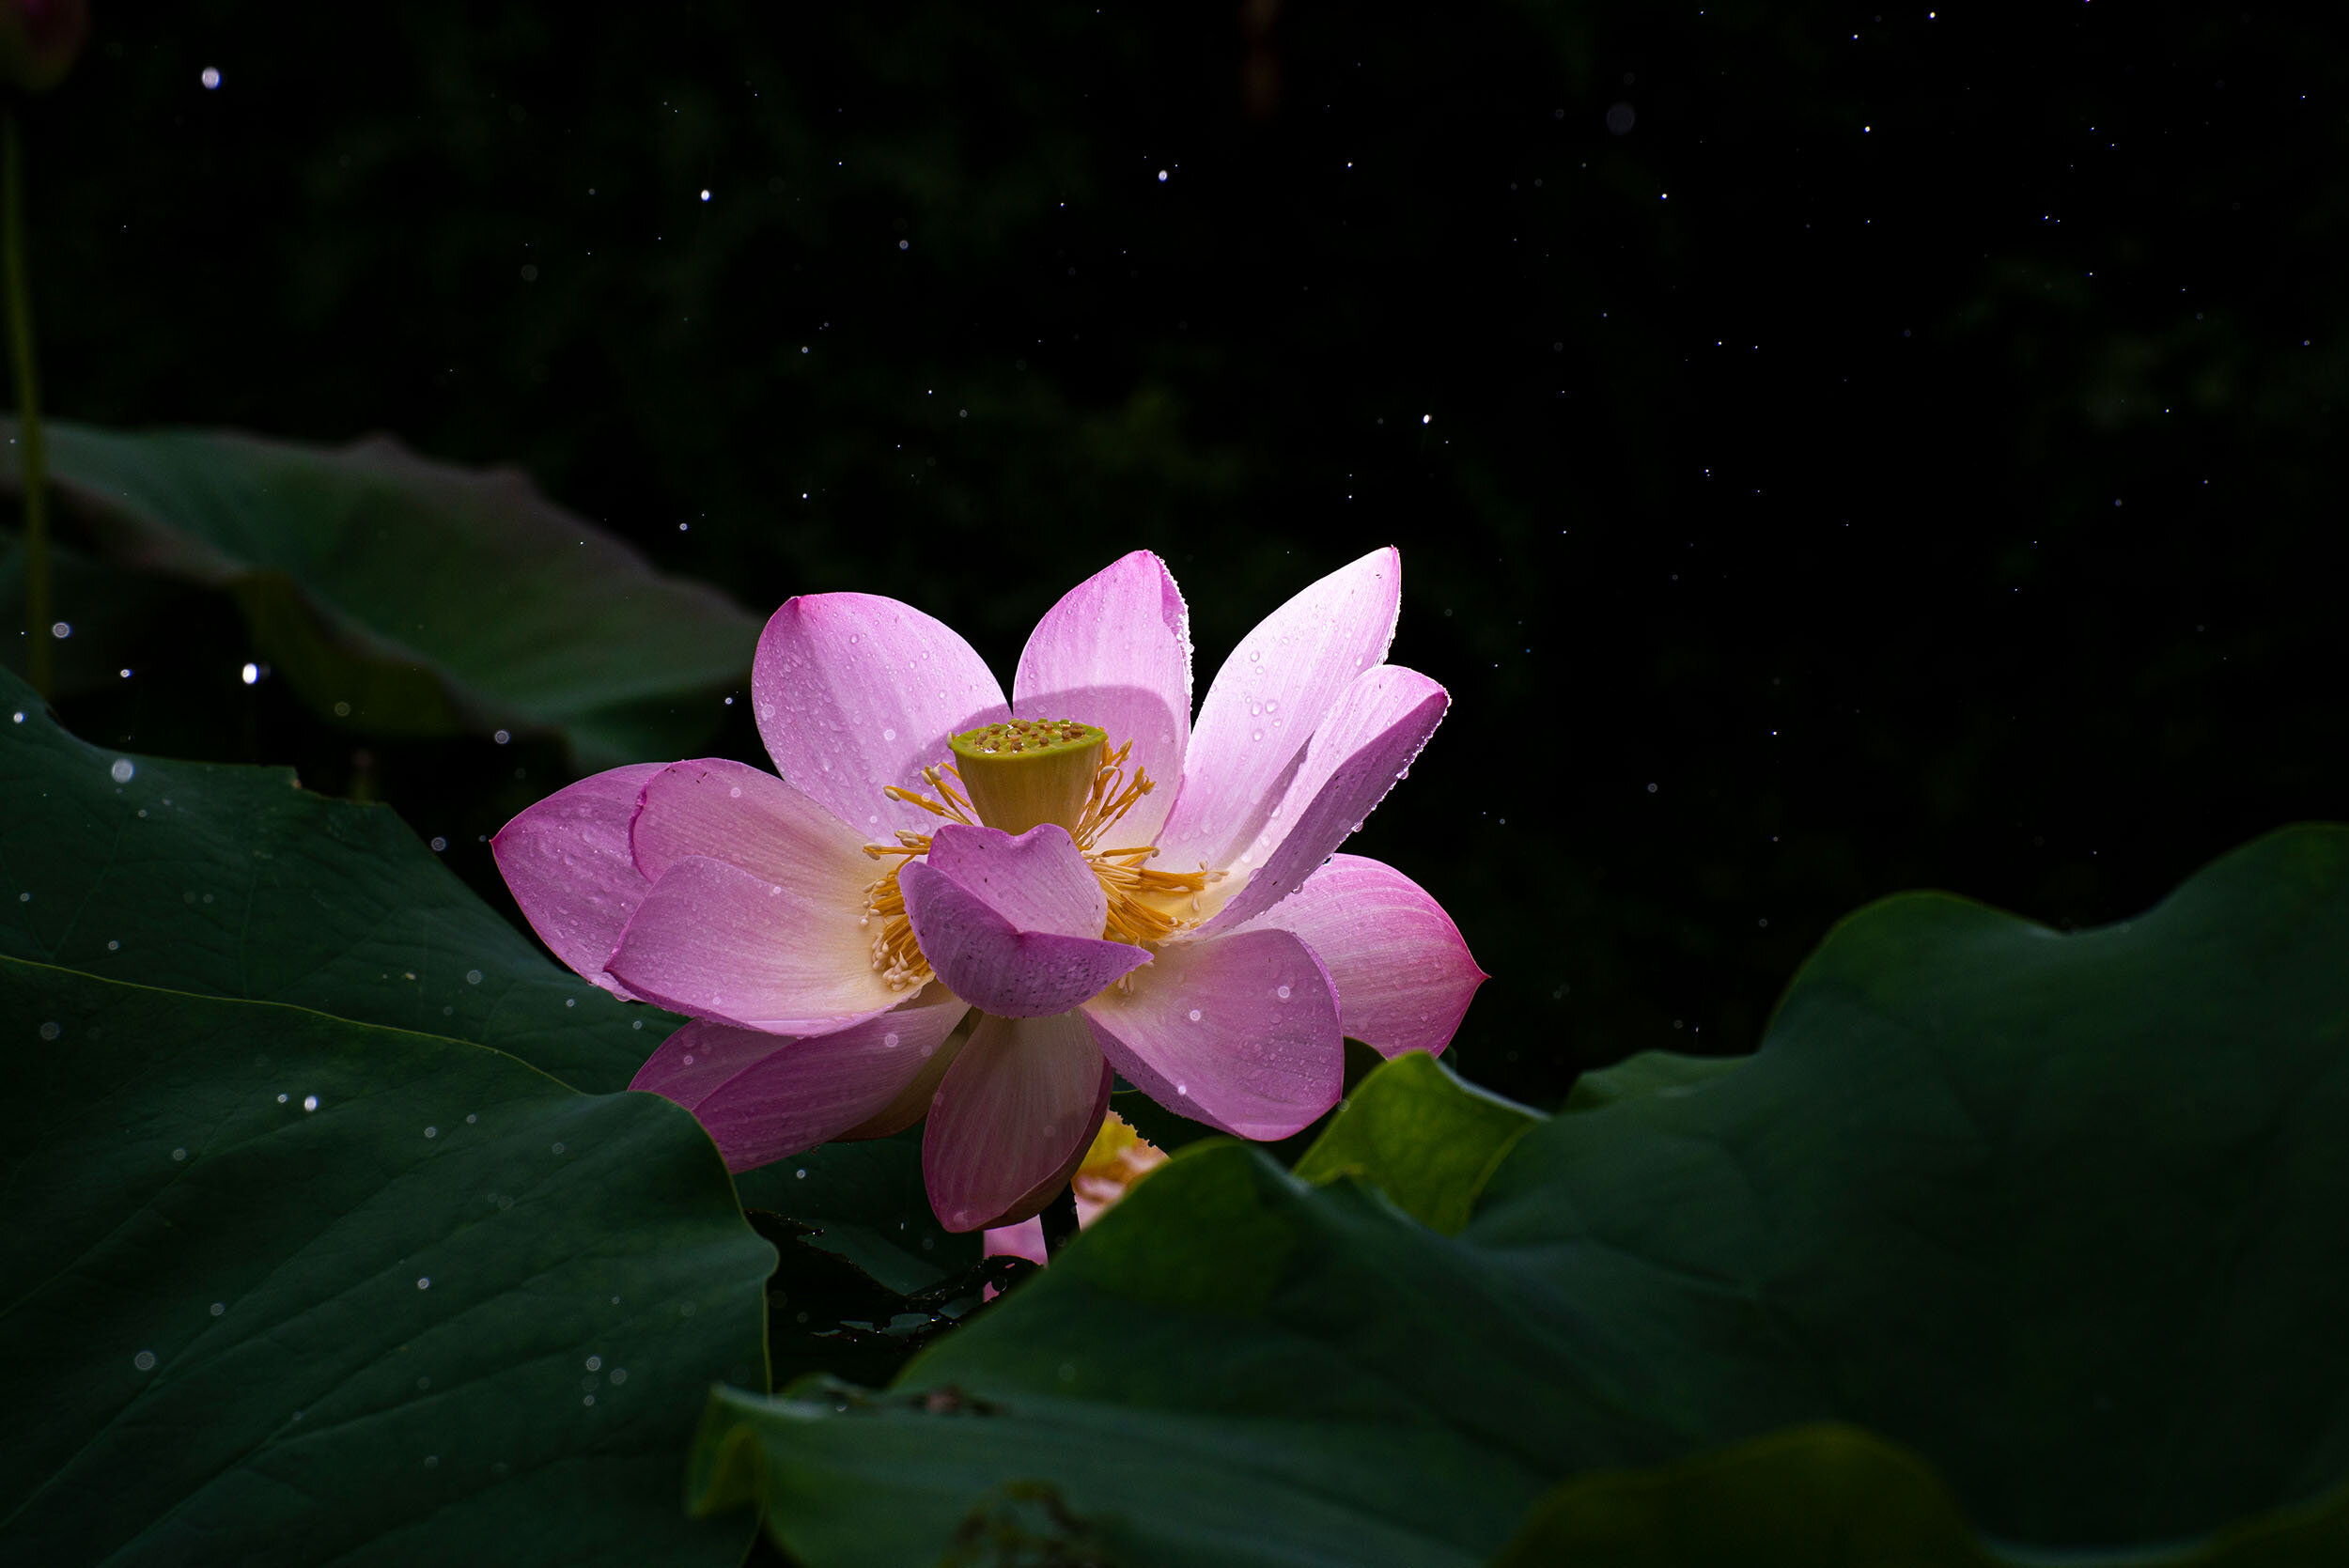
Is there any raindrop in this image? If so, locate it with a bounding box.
[210,1302,225,1316]
[277,1093,288,1104]
[133,1350,157,1371]
[1176,1082,1189,1096]
[552,1141,567,1156]
[110,758,135,784]
[1252,730,1262,741]
[883,727,896,741]
[172,1147,188,1161]
[424,1126,439,1139]
[241,662,258,685]
[609,1368,628,1385]
[303,1094,319,1112]
[200,66,220,88]
[465,969,483,985]
[1187,1008,1202,1021]
[583,1394,597,1406]
[493,730,511,745]
[107,939,120,951]
[424,1454,439,1468]
[883,1032,900,1048]
[465,1113,477,1124]
[417,1277,431,1290]
[1249,650,1261,662]
[585,1355,602,1371]
[1276,985,1292,1001]
[795,1168,807,1179]
[37,1020,59,1041]
[680,1052,695,1065]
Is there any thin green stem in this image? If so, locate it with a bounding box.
[4,107,50,697]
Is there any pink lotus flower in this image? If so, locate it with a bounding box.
[494,548,1484,1232]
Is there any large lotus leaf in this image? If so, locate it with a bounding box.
[0,419,757,766]
[687,825,2349,1567]
[1488,1423,2349,1568]
[0,666,665,1094]
[1291,1049,1538,1234]
[0,956,773,1568]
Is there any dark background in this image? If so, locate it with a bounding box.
[12,0,2345,1108]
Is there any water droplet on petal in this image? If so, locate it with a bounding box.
[1276,985,1292,1000]
[1187,1008,1202,1022]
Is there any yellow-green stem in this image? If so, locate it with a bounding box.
[4,108,49,697]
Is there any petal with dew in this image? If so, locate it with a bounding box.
[901,857,1148,1018]
[631,756,876,894]
[752,592,1009,839]
[924,1011,1112,1232]
[607,853,899,1033]
[490,762,666,999]
[1013,550,1192,846]
[925,822,1108,935]
[1155,546,1401,875]
[1238,853,1485,1057]
[630,988,971,1172]
[1198,664,1449,935]
[1081,926,1342,1140]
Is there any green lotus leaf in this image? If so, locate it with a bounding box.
[0,957,773,1568]
[0,420,757,766]
[689,825,2349,1567]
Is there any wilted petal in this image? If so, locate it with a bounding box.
[490,762,666,998]
[752,592,1009,839]
[607,853,898,1032]
[630,990,970,1172]
[925,1011,1112,1232]
[1081,926,1342,1140]
[1200,664,1449,934]
[630,756,875,892]
[1013,550,1191,845]
[1156,546,1401,875]
[901,831,1148,1017]
[1239,853,1485,1057]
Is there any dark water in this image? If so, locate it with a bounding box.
[17,2,2345,1107]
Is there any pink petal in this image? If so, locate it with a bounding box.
[1013,550,1191,845]
[631,755,875,888]
[1156,546,1402,876]
[751,593,1010,839]
[983,1217,1050,1265]
[1239,853,1486,1057]
[1199,663,1450,934]
[630,990,971,1172]
[900,848,1149,1018]
[924,822,1108,936]
[606,853,900,1033]
[925,1011,1113,1232]
[1080,926,1342,1140]
[490,762,667,999]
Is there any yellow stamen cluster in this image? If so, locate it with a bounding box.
[859,734,1221,990]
